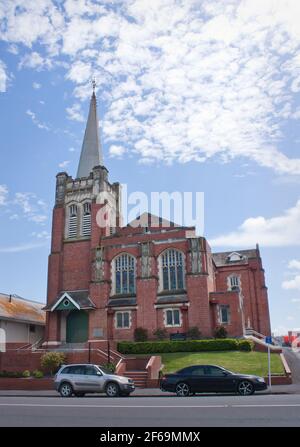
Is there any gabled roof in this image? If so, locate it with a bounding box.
[44,290,96,311]
[127,212,180,229]
[76,90,103,178]
[0,293,45,325]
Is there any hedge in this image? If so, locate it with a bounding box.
[117,338,253,354]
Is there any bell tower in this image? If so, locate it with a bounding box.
[44,85,122,346]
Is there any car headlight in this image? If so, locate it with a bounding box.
[256,377,265,383]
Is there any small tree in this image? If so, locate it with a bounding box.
[153,328,168,341]
[186,326,202,340]
[214,325,228,339]
[134,327,148,342]
[40,352,66,376]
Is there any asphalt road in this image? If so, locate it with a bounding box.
[0,393,300,427]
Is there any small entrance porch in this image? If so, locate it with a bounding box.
[43,290,96,345]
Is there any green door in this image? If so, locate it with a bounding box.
[66,310,88,343]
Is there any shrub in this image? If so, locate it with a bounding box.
[102,362,116,373]
[0,370,23,378]
[117,338,239,354]
[214,326,228,339]
[134,327,148,342]
[40,352,66,376]
[186,327,202,340]
[238,339,253,352]
[153,328,168,341]
[22,370,31,378]
[32,370,44,378]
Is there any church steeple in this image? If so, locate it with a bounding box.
[76,82,103,178]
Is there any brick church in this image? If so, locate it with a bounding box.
[43,87,271,347]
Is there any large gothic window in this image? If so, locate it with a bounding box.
[82,202,91,236]
[160,249,185,291]
[68,204,78,238]
[114,254,136,295]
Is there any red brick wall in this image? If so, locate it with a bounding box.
[45,191,271,343]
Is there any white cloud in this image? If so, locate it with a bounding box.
[58,160,70,169]
[282,259,300,291]
[66,103,84,122]
[66,61,92,83]
[210,199,300,247]
[0,242,48,253]
[26,109,49,131]
[0,185,8,205]
[31,230,50,240]
[0,60,8,92]
[19,52,52,70]
[288,260,300,270]
[32,82,41,89]
[282,276,300,291]
[69,147,76,152]
[14,192,48,224]
[2,1,300,173]
[109,144,126,158]
[7,44,18,55]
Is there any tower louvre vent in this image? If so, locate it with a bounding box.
[82,202,91,236]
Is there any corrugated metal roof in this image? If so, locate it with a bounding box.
[0,293,46,325]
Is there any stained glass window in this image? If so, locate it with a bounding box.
[114,254,136,294]
[161,249,184,291]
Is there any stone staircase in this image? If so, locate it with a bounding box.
[123,371,148,388]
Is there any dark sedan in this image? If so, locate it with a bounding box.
[160,364,268,396]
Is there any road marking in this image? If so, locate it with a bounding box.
[0,403,300,409]
[0,403,228,408]
[233,404,300,408]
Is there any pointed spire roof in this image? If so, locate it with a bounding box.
[76,84,103,178]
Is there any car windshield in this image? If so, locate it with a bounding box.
[98,366,114,375]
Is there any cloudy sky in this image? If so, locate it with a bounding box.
[0,0,300,335]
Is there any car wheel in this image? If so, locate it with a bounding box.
[59,382,73,398]
[175,382,190,397]
[74,392,85,397]
[106,382,120,397]
[237,380,254,396]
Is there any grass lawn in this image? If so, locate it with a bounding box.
[151,351,285,376]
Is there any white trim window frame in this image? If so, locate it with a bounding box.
[163,308,182,328]
[115,311,131,329]
[228,274,240,291]
[113,253,136,295]
[159,249,185,292]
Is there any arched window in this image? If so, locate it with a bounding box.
[82,202,91,236]
[161,249,185,291]
[114,254,136,294]
[68,204,78,238]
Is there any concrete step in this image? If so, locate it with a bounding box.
[124,371,148,387]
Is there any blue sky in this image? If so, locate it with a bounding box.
[0,0,300,335]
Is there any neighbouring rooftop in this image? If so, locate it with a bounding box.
[0,293,46,325]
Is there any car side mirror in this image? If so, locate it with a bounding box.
[96,371,102,376]
[222,372,228,376]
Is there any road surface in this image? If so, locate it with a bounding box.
[0,393,300,427]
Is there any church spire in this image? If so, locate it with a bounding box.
[76,81,103,178]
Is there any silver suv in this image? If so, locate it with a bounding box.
[55,364,135,397]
